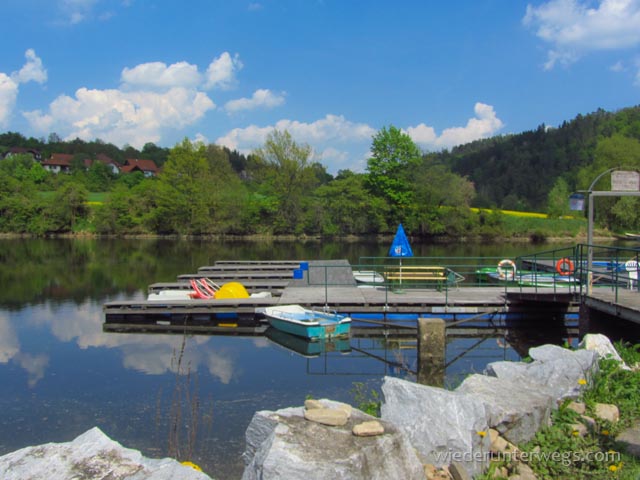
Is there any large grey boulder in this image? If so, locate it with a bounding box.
[455,374,554,444]
[380,376,490,477]
[579,333,631,370]
[242,399,424,480]
[485,345,598,400]
[0,427,212,480]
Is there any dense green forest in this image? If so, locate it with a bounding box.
[1,105,639,239]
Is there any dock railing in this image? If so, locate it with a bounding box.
[573,243,640,300]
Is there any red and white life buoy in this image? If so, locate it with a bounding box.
[556,258,575,276]
[497,259,517,281]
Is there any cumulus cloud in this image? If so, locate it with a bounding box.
[12,49,48,84]
[0,49,47,127]
[406,103,504,150]
[224,89,286,113]
[25,86,215,148]
[524,0,640,69]
[22,53,255,148]
[216,114,376,172]
[0,74,19,128]
[216,114,375,152]
[121,61,201,90]
[204,52,243,90]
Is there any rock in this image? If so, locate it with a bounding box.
[456,374,554,445]
[615,422,640,458]
[570,423,588,437]
[485,346,598,401]
[352,420,384,437]
[579,334,630,370]
[304,407,349,426]
[0,427,212,480]
[449,460,472,480]
[567,401,586,415]
[594,403,619,423]
[510,462,538,480]
[242,399,424,480]
[580,415,596,432]
[424,463,451,480]
[304,399,324,410]
[488,429,518,455]
[380,376,490,477]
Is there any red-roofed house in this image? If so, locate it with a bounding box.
[95,153,121,175]
[120,158,158,177]
[42,153,92,173]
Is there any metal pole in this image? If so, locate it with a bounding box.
[587,191,593,295]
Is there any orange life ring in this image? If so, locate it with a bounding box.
[556,258,575,276]
[497,259,517,281]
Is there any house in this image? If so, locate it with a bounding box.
[41,153,74,174]
[120,158,158,177]
[1,147,42,162]
[95,153,121,175]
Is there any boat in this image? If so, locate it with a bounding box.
[476,259,579,288]
[265,327,352,358]
[147,279,271,301]
[352,270,385,285]
[257,304,351,340]
[624,232,640,241]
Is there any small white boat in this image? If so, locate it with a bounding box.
[257,305,351,340]
[352,270,385,284]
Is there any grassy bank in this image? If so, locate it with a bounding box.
[480,342,640,479]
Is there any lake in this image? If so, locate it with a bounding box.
[0,237,635,478]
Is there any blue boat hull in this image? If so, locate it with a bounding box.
[268,317,350,340]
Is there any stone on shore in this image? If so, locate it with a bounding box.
[380,376,490,477]
[455,374,554,444]
[579,333,630,370]
[242,399,424,480]
[615,422,640,458]
[485,345,598,400]
[0,427,212,480]
[352,420,385,437]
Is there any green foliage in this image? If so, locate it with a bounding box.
[350,382,380,417]
[546,177,571,218]
[366,125,421,221]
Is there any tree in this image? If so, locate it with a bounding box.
[253,130,317,233]
[366,125,421,224]
[546,177,571,218]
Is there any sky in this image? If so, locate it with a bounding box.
[1,0,639,173]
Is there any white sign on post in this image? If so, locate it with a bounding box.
[612,171,640,191]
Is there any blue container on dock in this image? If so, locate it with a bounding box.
[299,261,309,271]
[293,269,304,279]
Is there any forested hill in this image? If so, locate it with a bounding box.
[438,105,640,211]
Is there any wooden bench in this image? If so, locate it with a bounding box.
[384,266,449,290]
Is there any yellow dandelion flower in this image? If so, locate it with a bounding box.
[572,430,580,436]
[602,430,610,436]
[578,378,587,385]
[476,430,487,438]
[609,465,618,472]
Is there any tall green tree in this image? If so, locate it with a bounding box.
[253,130,317,233]
[366,125,421,224]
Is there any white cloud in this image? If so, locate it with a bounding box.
[406,103,504,150]
[216,114,375,151]
[610,60,625,71]
[224,89,286,113]
[524,0,640,69]
[25,86,215,148]
[0,49,47,127]
[59,0,99,24]
[121,61,201,90]
[12,49,48,84]
[0,74,19,128]
[204,52,243,90]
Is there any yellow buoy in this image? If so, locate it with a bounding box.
[214,282,250,299]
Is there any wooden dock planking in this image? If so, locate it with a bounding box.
[198,263,301,273]
[584,289,640,325]
[178,271,295,281]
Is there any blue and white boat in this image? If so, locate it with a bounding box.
[258,304,351,340]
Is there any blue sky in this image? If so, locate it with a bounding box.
[1,0,639,173]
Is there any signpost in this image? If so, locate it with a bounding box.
[572,168,640,294]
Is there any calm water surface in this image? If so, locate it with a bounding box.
[0,238,633,478]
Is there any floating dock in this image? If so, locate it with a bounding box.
[103,259,585,334]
